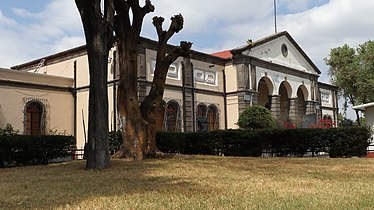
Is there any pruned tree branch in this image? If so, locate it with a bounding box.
[166,14,184,38]
[152,16,164,39]
[164,41,192,65]
[152,14,184,44]
[140,41,192,117]
[104,0,115,22]
[142,0,155,16]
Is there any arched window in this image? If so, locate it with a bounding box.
[165,101,180,132]
[25,101,44,135]
[279,82,291,119]
[207,105,219,131]
[197,103,208,132]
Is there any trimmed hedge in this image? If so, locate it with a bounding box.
[0,135,75,167]
[155,127,371,158]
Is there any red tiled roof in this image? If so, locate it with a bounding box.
[211,50,232,59]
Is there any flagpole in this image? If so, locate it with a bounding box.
[274,0,277,33]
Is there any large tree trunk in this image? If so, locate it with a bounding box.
[75,0,114,169]
[117,39,148,159]
[113,2,190,160]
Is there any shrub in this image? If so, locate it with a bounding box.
[339,118,355,127]
[109,131,122,155]
[328,127,371,157]
[155,127,371,158]
[237,105,275,129]
[0,123,19,136]
[0,135,75,167]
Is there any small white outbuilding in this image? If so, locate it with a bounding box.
[352,102,374,157]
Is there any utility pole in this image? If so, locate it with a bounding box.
[274,0,277,33]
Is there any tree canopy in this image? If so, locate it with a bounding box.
[325,41,374,123]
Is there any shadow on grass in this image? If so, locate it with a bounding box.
[0,158,203,209]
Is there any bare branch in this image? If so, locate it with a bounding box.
[142,0,155,15]
[152,16,164,38]
[152,14,184,45]
[165,41,192,64]
[164,14,184,43]
[114,0,130,38]
[169,14,184,34]
[104,0,115,23]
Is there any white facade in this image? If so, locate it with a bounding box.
[352,102,374,156]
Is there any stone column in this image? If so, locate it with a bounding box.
[270,95,280,120]
[251,91,259,106]
[182,58,194,132]
[289,98,299,123]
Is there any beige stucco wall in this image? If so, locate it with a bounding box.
[0,85,74,135]
[0,68,72,87]
[76,90,89,149]
[226,95,239,129]
[75,85,118,149]
[0,68,74,134]
[32,48,117,88]
[224,65,238,93]
[192,59,224,92]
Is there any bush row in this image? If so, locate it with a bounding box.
[155,127,372,157]
[0,135,75,167]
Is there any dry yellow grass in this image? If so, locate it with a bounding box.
[1,156,374,209]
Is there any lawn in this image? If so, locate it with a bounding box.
[1,156,374,209]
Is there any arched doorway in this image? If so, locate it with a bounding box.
[207,105,218,131]
[297,86,308,121]
[257,77,273,109]
[25,101,44,135]
[279,82,291,120]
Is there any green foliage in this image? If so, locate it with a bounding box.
[339,118,355,127]
[325,41,374,108]
[156,127,371,158]
[0,135,75,167]
[355,117,366,127]
[237,105,275,129]
[328,127,372,157]
[0,123,19,136]
[108,131,122,155]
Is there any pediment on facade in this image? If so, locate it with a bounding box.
[232,31,320,75]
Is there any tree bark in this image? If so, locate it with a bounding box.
[355,109,361,126]
[114,2,191,159]
[75,0,114,169]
